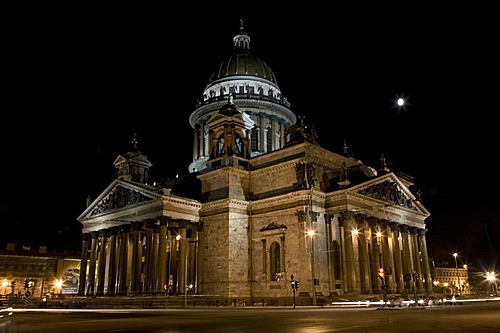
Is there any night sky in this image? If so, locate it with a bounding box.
[1,7,498,272]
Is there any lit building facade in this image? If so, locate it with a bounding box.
[431,265,470,295]
[76,22,432,302]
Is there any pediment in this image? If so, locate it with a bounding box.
[349,173,429,215]
[78,179,162,220]
[206,107,254,129]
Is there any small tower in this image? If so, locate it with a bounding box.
[113,133,152,183]
[205,95,254,170]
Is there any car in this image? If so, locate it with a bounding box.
[64,268,80,285]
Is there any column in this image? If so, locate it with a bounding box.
[152,224,160,293]
[96,229,108,296]
[178,225,188,295]
[130,222,143,294]
[192,226,201,294]
[418,229,433,293]
[270,117,277,151]
[380,220,396,293]
[106,227,118,295]
[144,219,155,293]
[357,221,371,293]
[400,225,413,290]
[367,218,381,292]
[258,114,264,152]
[193,125,200,160]
[390,222,404,292]
[77,233,90,296]
[116,224,130,295]
[87,231,99,296]
[340,212,357,293]
[169,230,180,294]
[410,227,424,291]
[325,214,335,293]
[158,219,168,293]
[195,222,204,294]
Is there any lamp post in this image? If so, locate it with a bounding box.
[486,271,498,296]
[453,253,460,295]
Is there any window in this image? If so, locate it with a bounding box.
[270,242,281,281]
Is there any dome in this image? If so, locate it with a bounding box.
[207,22,278,86]
[208,50,278,85]
[189,20,296,174]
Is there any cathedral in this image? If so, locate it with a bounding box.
[76,21,432,303]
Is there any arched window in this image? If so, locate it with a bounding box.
[270,242,281,281]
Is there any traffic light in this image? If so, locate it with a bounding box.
[28,278,35,288]
[378,267,385,279]
[295,281,299,290]
[23,278,29,289]
[291,280,296,289]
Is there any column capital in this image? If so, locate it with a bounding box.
[145,219,157,228]
[417,228,428,237]
[179,219,190,229]
[389,221,400,230]
[196,221,204,232]
[109,226,120,236]
[120,224,131,234]
[379,219,391,228]
[295,210,307,223]
[158,216,172,226]
[131,221,143,232]
[409,226,419,235]
[366,216,379,227]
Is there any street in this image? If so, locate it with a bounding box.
[2,300,500,332]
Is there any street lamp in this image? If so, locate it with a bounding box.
[486,271,498,296]
[433,280,439,292]
[55,279,63,294]
[1,280,8,295]
[453,253,461,295]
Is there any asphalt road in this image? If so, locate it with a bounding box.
[2,301,500,332]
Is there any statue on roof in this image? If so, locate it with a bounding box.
[284,116,319,147]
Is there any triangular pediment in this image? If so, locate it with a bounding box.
[78,179,162,220]
[206,107,254,129]
[348,173,429,215]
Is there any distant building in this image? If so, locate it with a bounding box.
[76,22,432,302]
[0,244,80,298]
[431,264,470,295]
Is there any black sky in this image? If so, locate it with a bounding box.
[1,6,498,270]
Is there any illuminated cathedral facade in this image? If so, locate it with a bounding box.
[77,22,432,303]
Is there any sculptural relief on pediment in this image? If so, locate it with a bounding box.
[358,181,416,210]
[90,185,152,216]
